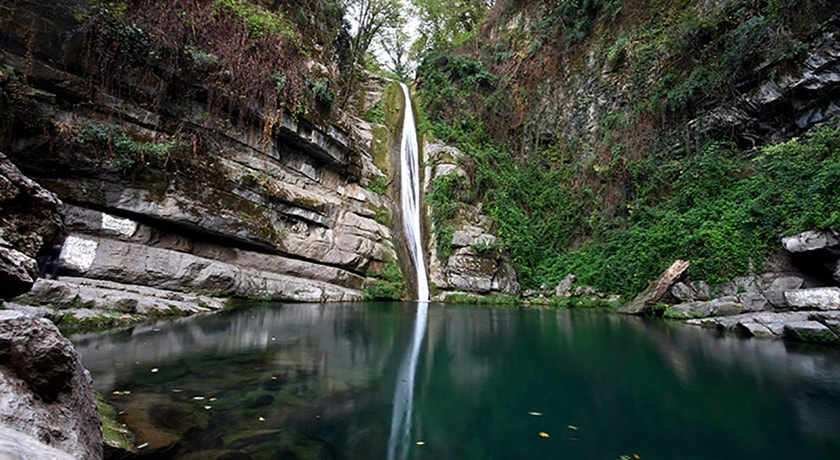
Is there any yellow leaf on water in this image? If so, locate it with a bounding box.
[538,432,550,438]
[634,455,641,459]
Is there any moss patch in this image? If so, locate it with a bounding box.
[97,391,137,458]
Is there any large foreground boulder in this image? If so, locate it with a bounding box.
[0,152,63,299]
[0,310,102,459]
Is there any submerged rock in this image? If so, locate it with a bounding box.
[109,392,209,454]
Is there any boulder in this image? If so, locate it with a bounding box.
[782,230,840,253]
[783,321,840,345]
[664,297,743,319]
[555,274,576,297]
[670,282,696,302]
[0,311,102,459]
[0,425,75,460]
[0,152,63,298]
[785,287,840,310]
[737,292,771,312]
[735,322,777,338]
[761,275,804,309]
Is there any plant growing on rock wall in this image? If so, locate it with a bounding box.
[364,258,404,300]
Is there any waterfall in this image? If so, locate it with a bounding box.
[387,83,430,460]
[397,82,429,302]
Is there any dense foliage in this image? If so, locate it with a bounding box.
[83,0,349,125]
[416,0,840,297]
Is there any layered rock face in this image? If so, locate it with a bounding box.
[0,310,102,459]
[425,144,520,300]
[0,1,398,304]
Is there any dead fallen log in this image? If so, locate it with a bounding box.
[618,260,691,315]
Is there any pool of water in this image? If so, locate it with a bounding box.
[70,302,840,459]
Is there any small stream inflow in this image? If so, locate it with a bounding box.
[71,302,840,460]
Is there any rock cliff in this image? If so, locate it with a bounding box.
[0,0,405,306]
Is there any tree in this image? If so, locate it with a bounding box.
[341,0,405,107]
[410,0,492,54]
[378,28,413,80]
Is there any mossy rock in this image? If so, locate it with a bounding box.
[96,391,137,459]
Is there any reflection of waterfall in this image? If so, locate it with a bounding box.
[398,83,429,301]
[387,84,430,460]
[387,302,428,460]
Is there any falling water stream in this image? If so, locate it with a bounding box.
[387,83,430,460]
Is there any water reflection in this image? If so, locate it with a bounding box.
[70,303,840,459]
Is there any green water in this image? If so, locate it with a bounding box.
[70,302,840,459]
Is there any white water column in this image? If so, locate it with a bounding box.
[387,83,430,460]
[398,82,429,301]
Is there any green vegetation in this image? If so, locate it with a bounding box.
[213,0,294,39]
[368,175,389,195]
[415,0,839,300]
[441,293,520,306]
[548,296,619,309]
[308,77,335,110]
[427,172,469,261]
[422,113,840,298]
[97,391,137,455]
[364,258,405,300]
[74,124,177,171]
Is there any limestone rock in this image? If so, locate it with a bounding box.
[555,274,576,297]
[0,153,63,298]
[664,297,743,319]
[735,322,776,338]
[0,425,75,460]
[670,282,696,302]
[782,230,840,253]
[451,226,496,248]
[783,321,840,345]
[761,275,804,309]
[737,292,771,312]
[785,287,840,310]
[0,311,102,460]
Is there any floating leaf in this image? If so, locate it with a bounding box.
[209,397,218,402]
[567,425,578,431]
[193,396,205,401]
[204,405,212,410]
[528,411,543,416]
[150,368,159,373]
[634,455,641,459]
[415,441,425,446]
[538,432,551,438]
[258,416,266,422]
